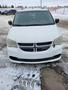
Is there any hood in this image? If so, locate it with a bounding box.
[8,25,61,43]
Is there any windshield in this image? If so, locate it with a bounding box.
[13,10,55,26]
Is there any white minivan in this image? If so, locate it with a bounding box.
[7,8,63,64]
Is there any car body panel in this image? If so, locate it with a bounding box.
[8,25,61,43]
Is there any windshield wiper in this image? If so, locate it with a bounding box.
[13,24,40,26]
[23,24,54,26]
[13,23,55,26]
[13,24,23,26]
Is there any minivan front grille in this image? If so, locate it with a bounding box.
[18,42,52,52]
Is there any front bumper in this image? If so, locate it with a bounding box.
[7,45,63,64]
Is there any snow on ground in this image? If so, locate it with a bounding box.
[51,8,68,21]
[0,65,41,90]
[52,14,68,22]
[51,8,68,15]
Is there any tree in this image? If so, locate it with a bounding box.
[0,5,1,8]
[11,5,14,8]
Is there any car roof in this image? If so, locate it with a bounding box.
[17,7,48,12]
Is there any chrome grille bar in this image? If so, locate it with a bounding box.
[18,42,52,52]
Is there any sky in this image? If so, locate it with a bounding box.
[0,0,68,6]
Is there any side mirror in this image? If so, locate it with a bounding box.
[55,19,59,24]
[8,21,12,25]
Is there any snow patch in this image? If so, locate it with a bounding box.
[0,65,41,90]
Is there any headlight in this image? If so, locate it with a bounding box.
[53,36,63,45]
[7,39,17,48]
